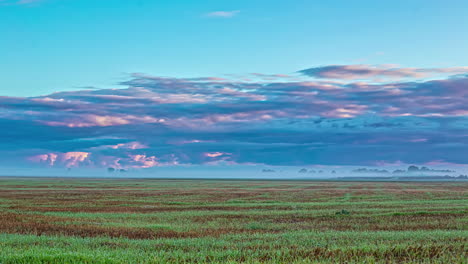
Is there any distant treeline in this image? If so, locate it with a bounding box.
[352,166,455,174]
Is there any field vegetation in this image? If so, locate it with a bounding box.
[0,177,466,263]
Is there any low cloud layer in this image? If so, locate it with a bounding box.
[1,64,468,169]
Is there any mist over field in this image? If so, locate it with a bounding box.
[2,164,467,180]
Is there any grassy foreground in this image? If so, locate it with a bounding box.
[0,178,466,263]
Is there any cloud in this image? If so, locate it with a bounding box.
[17,0,39,4]
[108,142,148,150]
[1,0,42,5]
[205,10,240,18]
[1,64,468,169]
[43,114,166,127]
[299,64,468,81]
[204,152,231,158]
[29,152,91,168]
[128,154,159,168]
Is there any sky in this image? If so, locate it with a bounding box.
[1,0,468,174]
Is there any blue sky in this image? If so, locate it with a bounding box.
[1,0,468,173]
[2,0,468,96]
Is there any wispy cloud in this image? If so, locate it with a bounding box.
[17,0,40,4]
[299,64,468,81]
[205,10,240,18]
[1,0,42,5]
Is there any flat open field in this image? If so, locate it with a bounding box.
[0,178,466,263]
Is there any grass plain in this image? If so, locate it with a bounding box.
[0,177,466,263]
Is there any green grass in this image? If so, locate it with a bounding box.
[0,177,466,263]
[1,231,466,264]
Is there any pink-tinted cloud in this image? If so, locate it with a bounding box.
[28,153,58,166]
[425,160,468,166]
[321,105,368,118]
[29,152,167,169]
[109,142,148,150]
[129,154,158,168]
[300,64,468,80]
[169,139,215,145]
[63,152,91,167]
[44,114,165,127]
[204,152,231,158]
[29,152,91,168]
